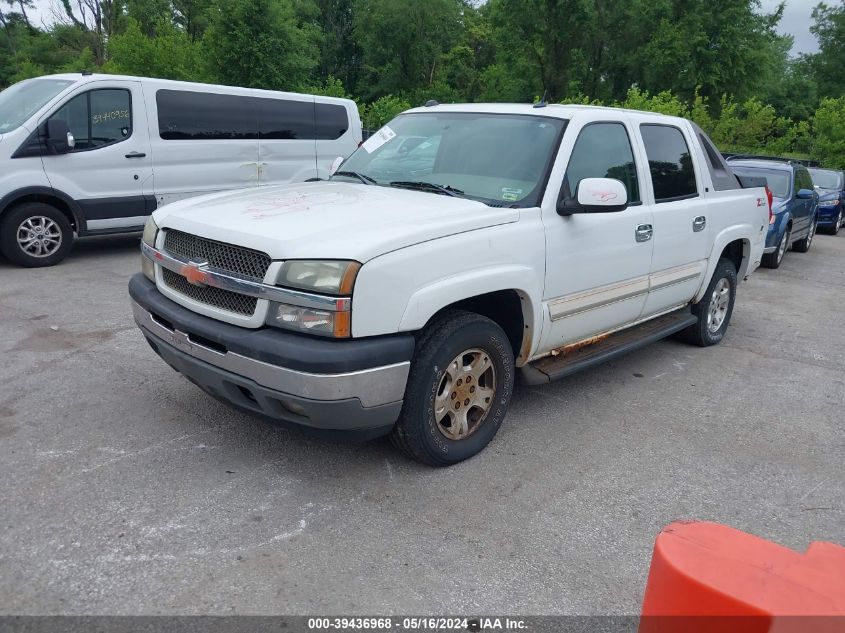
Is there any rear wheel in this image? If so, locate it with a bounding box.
[792,217,816,253]
[678,258,737,347]
[0,203,74,267]
[761,226,790,269]
[391,310,514,467]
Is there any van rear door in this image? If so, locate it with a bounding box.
[40,79,154,233]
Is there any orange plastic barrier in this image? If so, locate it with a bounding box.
[639,521,845,633]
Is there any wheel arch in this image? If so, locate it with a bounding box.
[694,227,754,303]
[0,187,83,234]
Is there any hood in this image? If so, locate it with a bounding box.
[153,181,519,262]
[818,190,841,203]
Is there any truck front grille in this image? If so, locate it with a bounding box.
[163,230,271,280]
[162,268,258,316]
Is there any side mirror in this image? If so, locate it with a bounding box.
[329,156,343,176]
[796,188,814,200]
[557,177,628,215]
[45,119,74,154]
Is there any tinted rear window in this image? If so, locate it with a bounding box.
[256,97,314,139]
[157,90,256,140]
[315,103,349,140]
[640,124,698,202]
[157,89,328,141]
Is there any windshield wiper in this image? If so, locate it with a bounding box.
[389,181,465,198]
[333,170,377,185]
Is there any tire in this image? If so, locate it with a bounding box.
[792,216,816,253]
[761,226,790,269]
[391,310,515,467]
[678,258,737,347]
[0,203,74,267]
[831,209,842,235]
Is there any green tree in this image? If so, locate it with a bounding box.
[203,0,320,90]
[359,94,410,129]
[354,0,463,99]
[808,2,845,99]
[104,17,207,81]
[812,97,845,169]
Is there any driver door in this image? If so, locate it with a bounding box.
[40,80,153,232]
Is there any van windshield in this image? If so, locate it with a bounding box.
[0,78,74,134]
[333,112,566,207]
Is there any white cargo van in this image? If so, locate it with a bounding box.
[0,73,362,267]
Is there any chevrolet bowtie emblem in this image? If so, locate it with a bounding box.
[181,260,210,286]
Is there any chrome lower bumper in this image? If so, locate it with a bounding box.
[131,300,409,409]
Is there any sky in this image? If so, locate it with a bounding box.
[28,0,823,56]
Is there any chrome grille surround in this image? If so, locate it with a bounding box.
[163,229,271,280]
[162,268,258,316]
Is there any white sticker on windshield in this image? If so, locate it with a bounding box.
[362,125,397,154]
[502,187,523,201]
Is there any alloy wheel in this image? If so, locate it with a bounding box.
[16,216,63,258]
[434,348,497,441]
[707,277,731,334]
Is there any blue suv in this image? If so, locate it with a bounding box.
[728,159,819,268]
[808,168,845,235]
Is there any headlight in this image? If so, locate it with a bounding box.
[276,260,360,295]
[268,303,351,338]
[141,216,159,282]
[142,215,158,246]
[819,200,840,208]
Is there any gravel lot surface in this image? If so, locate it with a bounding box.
[0,232,843,615]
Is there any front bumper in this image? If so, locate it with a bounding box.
[817,205,841,225]
[129,274,413,434]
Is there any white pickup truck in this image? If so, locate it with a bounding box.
[130,103,769,466]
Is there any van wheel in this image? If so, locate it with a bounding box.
[831,209,842,235]
[0,203,74,267]
[678,258,737,347]
[792,217,816,252]
[391,310,515,467]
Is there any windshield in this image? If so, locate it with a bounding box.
[333,112,566,207]
[731,167,791,199]
[808,168,843,190]
[0,78,74,134]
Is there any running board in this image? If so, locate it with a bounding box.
[520,309,698,385]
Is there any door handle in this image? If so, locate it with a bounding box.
[635,224,653,242]
[693,215,707,232]
[125,151,146,159]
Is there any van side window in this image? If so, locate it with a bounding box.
[49,89,132,151]
[563,122,640,204]
[640,124,698,202]
[315,103,349,140]
[157,90,256,140]
[256,98,314,139]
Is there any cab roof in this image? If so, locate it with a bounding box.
[402,102,684,124]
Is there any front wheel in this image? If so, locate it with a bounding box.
[678,258,737,347]
[792,217,816,253]
[391,310,515,466]
[831,209,842,235]
[0,203,74,267]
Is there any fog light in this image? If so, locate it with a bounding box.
[267,302,350,337]
[280,400,308,417]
